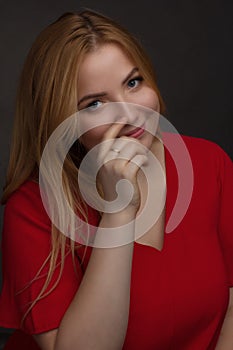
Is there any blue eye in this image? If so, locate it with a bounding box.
[127,76,143,88]
[87,100,102,110]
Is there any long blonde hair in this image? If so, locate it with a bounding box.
[2,9,165,321]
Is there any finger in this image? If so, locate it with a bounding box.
[103,140,145,166]
[115,138,147,158]
[98,118,127,159]
[126,154,148,178]
[102,117,127,142]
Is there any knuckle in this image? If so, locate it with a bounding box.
[121,168,130,178]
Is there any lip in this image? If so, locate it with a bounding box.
[124,125,145,139]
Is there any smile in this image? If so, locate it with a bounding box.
[124,125,145,139]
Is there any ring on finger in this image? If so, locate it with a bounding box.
[111,148,121,154]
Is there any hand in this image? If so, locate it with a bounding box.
[96,121,148,213]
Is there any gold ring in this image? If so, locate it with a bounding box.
[111,148,120,153]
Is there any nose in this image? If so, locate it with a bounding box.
[112,94,140,126]
[113,102,144,129]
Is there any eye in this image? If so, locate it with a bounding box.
[127,76,143,89]
[86,100,103,110]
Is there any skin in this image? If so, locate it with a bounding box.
[33,44,233,349]
[77,43,163,214]
[77,43,160,152]
[215,288,233,349]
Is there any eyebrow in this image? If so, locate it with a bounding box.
[77,67,139,107]
[122,67,139,85]
[78,92,107,107]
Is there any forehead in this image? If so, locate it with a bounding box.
[77,44,135,92]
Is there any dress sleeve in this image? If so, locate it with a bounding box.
[0,181,85,335]
[216,146,233,287]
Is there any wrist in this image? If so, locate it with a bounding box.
[95,210,136,247]
[100,207,137,227]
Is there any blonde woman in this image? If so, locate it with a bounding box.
[0,10,232,350]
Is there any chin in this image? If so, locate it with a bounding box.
[139,134,154,150]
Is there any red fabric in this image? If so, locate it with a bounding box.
[0,135,232,349]
[3,330,40,350]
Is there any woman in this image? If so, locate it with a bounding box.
[0,9,232,350]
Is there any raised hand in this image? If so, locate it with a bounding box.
[96,121,148,213]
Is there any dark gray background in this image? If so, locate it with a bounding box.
[0,0,232,336]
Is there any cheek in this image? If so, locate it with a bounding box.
[80,125,109,150]
[137,88,160,112]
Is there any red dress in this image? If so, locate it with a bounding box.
[0,135,232,349]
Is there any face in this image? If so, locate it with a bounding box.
[77,43,160,150]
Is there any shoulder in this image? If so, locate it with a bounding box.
[6,180,43,207]
[179,134,232,185]
[180,134,227,153]
[179,134,232,166]
[3,181,51,241]
[5,180,48,212]
[163,132,232,184]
